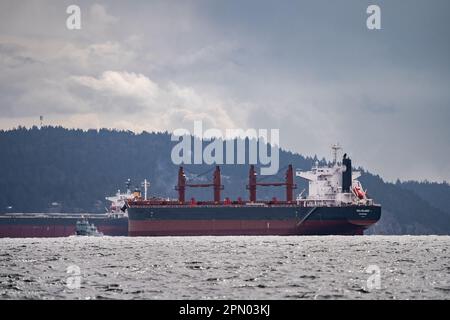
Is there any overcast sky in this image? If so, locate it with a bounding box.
[1,0,449,182]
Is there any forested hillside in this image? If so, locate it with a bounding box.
[1,126,449,234]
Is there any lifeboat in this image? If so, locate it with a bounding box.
[353,185,366,199]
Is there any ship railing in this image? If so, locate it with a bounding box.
[298,199,378,207]
[297,199,343,207]
[128,199,300,207]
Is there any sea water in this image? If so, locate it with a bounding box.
[0,236,449,299]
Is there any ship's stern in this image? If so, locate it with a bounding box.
[346,205,381,232]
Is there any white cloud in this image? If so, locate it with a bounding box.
[0,0,449,182]
[72,71,160,101]
[89,3,118,25]
[70,71,241,131]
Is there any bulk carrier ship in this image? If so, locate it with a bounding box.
[126,147,381,236]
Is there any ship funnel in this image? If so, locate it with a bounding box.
[342,154,352,192]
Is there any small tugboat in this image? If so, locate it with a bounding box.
[75,217,104,236]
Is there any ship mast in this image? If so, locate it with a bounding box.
[331,143,342,165]
[126,179,131,195]
[141,179,150,200]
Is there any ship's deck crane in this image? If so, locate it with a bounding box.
[247,164,297,203]
[175,166,224,204]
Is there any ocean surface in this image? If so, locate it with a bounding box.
[0,236,449,300]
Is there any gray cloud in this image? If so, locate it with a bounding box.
[0,0,449,182]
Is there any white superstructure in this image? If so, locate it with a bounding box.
[105,179,132,218]
[296,145,374,207]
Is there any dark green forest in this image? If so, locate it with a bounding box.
[1,126,449,234]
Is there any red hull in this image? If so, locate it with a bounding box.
[0,225,76,238]
[129,219,374,236]
[0,220,128,238]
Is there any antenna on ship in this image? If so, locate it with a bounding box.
[141,179,150,200]
[125,178,131,195]
[331,143,342,165]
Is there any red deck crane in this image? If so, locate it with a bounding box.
[247,164,297,203]
[175,166,224,204]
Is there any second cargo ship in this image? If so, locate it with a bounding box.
[126,147,381,236]
[0,183,131,238]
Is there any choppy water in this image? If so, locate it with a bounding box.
[0,236,449,300]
